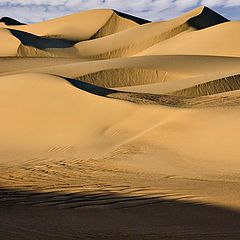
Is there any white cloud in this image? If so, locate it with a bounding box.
[200,0,225,7]
[223,0,240,6]
[0,0,239,23]
[174,0,199,10]
[201,0,240,7]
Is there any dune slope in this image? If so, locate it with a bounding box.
[137,21,240,57]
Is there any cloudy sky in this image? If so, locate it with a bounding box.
[0,0,239,23]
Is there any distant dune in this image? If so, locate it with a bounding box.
[0,6,240,240]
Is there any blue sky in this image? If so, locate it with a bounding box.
[0,0,239,23]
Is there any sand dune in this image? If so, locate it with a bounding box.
[2,9,114,40]
[0,73,135,152]
[0,6,237,59]
[73,7,230,59]
[0,9,143,58]
[0,6,240,240]
[137,21,240,57]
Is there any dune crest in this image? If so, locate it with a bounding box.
[91,11,141,39]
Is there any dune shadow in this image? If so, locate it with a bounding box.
[188,7,229,30]
[114,10,151,25]
[64,77,188,107]
[0,17,26,26]
[0,186,239,239]
[65,77,118,96]
[9,29,77,49]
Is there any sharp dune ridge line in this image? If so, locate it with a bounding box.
[0,6,240,240]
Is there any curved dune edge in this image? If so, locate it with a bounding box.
[105,73,240,107]
[91,11,139,39]
[171,74,240,97]
[107,89,240,108]
[76,68,175,88]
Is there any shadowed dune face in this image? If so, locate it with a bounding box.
[10,29,77,49]
[66,78,118,96]
[0,17,25,26]
[76,68,172,88]
[113,10,151,24]
[0,6,240,240]
[187,7,229,29]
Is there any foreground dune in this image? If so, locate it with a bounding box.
[0,6,239,240]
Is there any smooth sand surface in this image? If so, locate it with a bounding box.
[0,6,240,240]
[136,21,240,57]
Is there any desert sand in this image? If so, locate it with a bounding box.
[0,6,240,240]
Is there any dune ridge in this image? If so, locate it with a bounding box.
[91,11,140,39]
[76,68,171,88]
[172,74,240,97]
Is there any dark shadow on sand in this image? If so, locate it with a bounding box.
[0,186,239,240]
[188,7,229,30]
[0,17,26,26]
[64,77,188,107]
[9,29,77,50]
[65,77,118,96]
[114,10,151,25]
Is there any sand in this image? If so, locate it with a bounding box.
[0,6,239,240]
